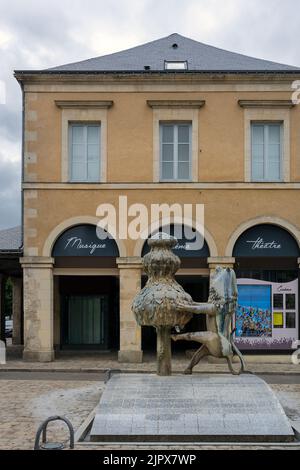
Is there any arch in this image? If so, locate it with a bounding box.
[133,216,218,257]
[42,216,127,258]
[225,216,300,257]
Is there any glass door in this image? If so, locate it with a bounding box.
[62,295,109,349]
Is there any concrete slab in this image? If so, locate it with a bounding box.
[90,373,295,443]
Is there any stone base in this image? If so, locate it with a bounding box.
[7,345,23,359]
[90,373,294,443]
[23,349,55,362]
[118,350,143,363]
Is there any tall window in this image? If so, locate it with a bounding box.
[160,123,191,181]
[251,123,282,181]
[69,124,100,182]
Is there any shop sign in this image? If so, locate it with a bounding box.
[52,225,119,257]
[142,225,210,258]
[233,224,300,257]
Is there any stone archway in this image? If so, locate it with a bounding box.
[133,217,218,258]
[42,216,127,258]
[225,216,300,257]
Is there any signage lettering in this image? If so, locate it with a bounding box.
[64,237,106,255]
[174,243,188,250]
[246,237,281,250]
[277,285,292,293]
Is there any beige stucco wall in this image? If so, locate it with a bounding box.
[19,73,300,362]
[23,88,300,184]
[23,188,300,259]
[22,77,300,257]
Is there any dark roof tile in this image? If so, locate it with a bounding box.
[47,33,300,73]
[0,226,22,252]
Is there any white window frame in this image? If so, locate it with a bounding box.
[61,108,108,183]
[244,108,290,183]
[69,123,101,183]
[159,122,192,182]
[152,108,199,182]
[164,61,188,70]
[251,122,283,182]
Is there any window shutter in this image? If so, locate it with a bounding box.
[266,124,281,181]
[177,124,190,180]
[87,126,100,182]
[71,125,87,181]
[251,123,282,182]
[161,125,174,180]
[70,124,101,182]
[252,124,265,180]
[160,123,191,181]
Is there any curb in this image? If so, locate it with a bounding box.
[1,368,300,375]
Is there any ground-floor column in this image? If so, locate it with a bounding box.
[20,257,54,362]
[208,257,236,276]
[117,257,143,363]
[12,277,22,345]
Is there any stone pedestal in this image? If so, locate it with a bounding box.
[21,257,54,362]
[12,278,22,345]
[117,258,143,363]
[90,374,294,443]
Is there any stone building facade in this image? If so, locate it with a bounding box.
[11,33,300,362]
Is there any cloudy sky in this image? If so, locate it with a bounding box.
[0,0,299,230]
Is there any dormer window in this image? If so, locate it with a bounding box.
[164,61,187,70]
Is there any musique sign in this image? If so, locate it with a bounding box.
[52,225,119,257]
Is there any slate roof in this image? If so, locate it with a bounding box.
[0,226,22,252]
[47,33,300,73]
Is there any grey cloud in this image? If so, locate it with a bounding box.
[0,0,300,231]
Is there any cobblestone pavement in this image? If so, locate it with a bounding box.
[0,380,103,450]
[0,376,300,450]
[1,353,300,375]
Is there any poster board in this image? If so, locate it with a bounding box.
[235,278,298,350]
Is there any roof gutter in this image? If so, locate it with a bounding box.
[14,69,300,76]
[0,250,23,256]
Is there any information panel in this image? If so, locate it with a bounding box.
[235,279,298,350]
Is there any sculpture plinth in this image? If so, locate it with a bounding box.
[132,234,193,376]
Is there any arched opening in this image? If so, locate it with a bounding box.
[233,223,300,353]
[141,224,211,353]
[52,224,120,352]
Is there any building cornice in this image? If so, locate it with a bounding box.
[22,182,300,190]
[238,99,295,108]
[147,100,205,109]
[14,71,300,85]
[55,100,113,109]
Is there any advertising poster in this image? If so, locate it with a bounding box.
[235,279,298,350]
